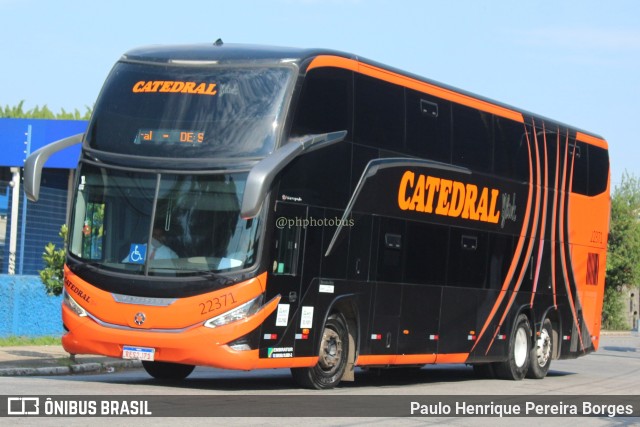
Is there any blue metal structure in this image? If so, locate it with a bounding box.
[0,118,85,168]
[0,118,87,276]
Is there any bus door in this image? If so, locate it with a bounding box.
[260,202,307,357]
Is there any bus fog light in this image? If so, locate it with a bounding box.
[228,328,261,351]
[229,343,252,351]
[63,288,88,317]
[204,295,264,328]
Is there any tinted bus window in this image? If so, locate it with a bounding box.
[494,117,529,181]
[447,228,488,288]
[354,74,404,150]
[375,217,405,282]
[453,105,492,172]
[405,90,451,163]
[292,67,353,136]
[405,221,449,285]
[570,139,588,195]
[487,233,515,289]
[588,145,609,195]
[542,131,559,186]
[87,62,293,159]
[350,144,378,193]
[278,141,351,209]
[274,223,301,275]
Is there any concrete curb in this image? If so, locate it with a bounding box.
[600,330,637,336]
[0,359,142,377]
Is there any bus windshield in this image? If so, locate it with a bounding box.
[86,62,293,158]
[69,163,260,276]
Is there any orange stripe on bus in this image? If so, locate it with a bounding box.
[356,355,396,366]
[356,353,466,366]
[435,353,469,364]
[396,354,437,365]
[471,123,534,353]
[531,125,550,307]
[307,55,360,72]
[560,139,585,351]
[489,124,541,351]
[550,131,561,308]
[308,55,525,123]
[254,356,318,369]
[576,132,608,149]
[482,124,534,352]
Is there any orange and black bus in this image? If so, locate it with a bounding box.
[25,43,610,389]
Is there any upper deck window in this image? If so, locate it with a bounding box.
[86,62,294,159]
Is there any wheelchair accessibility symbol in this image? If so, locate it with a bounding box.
[127,244,147,264]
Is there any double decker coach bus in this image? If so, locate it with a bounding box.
[25,42,610,389]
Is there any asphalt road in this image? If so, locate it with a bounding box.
[1,334,638,426]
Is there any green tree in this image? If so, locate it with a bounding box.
[39,224,68,296]
[602,287,627,330]
[1,101,91,120]
[604,172,640,329]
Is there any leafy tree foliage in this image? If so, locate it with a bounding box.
[602,287,627,330]
[604,172,640,329]
[607,172,640,288]
[1,100,91,120]
[39,225,67,296]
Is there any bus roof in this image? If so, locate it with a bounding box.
[122,43,345,65]
[121,43,606,147]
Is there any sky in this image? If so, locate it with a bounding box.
[1,0,638,186]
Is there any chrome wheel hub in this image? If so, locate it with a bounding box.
[536,328,552,367]
[319,328,343,372]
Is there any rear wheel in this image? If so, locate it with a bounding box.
[527,318,553,379]
[495,314,531,380]
[291,312,349,389]
[142,360,195,380]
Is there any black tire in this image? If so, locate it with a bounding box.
[291,312,349,389]
[472,363,497,379]
[142,360,195,380]
[527,318,553,379]
[495,314,531,380]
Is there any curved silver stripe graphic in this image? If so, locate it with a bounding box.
[83,311,199,334]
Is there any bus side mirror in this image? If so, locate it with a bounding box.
[24,133,83,202]
[240,130,347,219]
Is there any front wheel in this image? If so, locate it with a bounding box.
[495,314,531,380]
[142,360,195,380]
[291,312,349,389]
[527,318,553,379]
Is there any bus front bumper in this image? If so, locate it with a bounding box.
[61,294,315,370]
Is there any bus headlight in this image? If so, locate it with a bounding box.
[203,294,264,328]
[63,288,88,317]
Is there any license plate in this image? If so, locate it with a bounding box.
[122,345,155,361]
